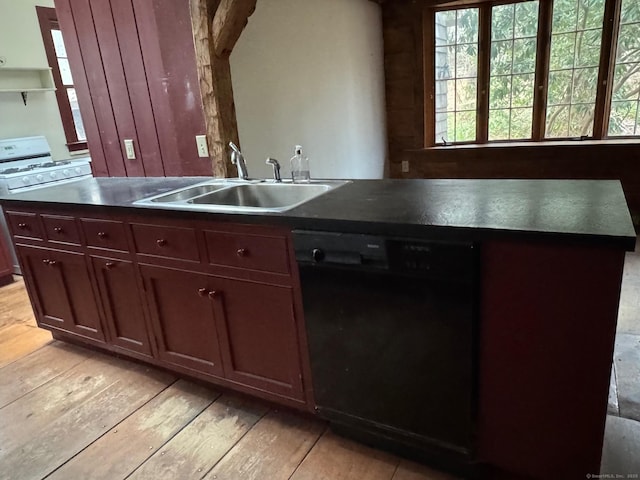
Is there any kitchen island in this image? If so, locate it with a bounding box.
[1,177,635,479]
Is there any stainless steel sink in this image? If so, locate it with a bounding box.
[148,183,228,203]
[135,180,349,212]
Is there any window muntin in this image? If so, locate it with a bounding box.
[488,1,539,140]
[545,0,605,138]
[435,8,479,143]
[609,0,640,136]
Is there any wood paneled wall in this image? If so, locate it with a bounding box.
[382,0,640,223]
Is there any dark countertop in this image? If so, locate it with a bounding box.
[0,177,636,250]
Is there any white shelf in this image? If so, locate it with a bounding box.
[0,68,56,104]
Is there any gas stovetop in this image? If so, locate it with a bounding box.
[0,136,92,192]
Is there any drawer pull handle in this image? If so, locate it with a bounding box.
[49,260,57,266]
[42,259,56,266]
[97,232,108,239]
[105,262,116,270]
[18,223,28,229]
[197,287,208,297]
[156,239,167,247]
[237,248,248,257]
[208,290,219,300]
[42,259,50,265]
[53,227,63,233]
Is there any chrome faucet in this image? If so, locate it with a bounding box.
[229,142,249,180]
[265,158,282,182]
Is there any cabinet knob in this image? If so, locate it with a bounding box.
[48,260,57,266]
[197,287,208,297]
[105,262,116,270]
[97,232,107,239]
[237,248,248,257]
[42,259,50,265]
[156,239,167,247]
[18,223,28,229]
[53,227,63,234]
[208,290,219,300]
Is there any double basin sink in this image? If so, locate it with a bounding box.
[135,179,349,213]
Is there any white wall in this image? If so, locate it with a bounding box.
[230,0,386,180]
[0,0,73,161]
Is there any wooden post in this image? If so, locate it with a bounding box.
[190,0,257,177]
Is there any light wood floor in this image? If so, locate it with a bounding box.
[0,277,457,480]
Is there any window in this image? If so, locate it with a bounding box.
[36,7,87,151]
[426,0,640,145]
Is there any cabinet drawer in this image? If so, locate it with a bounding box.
[81,219,129,251]
[42,215,81,245]
[205,231,290,274]
[6,212,43,240]
[131,224,199,262]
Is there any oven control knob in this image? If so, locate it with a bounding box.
[311,248,325,263]
[50,171,57,179]
[22,176,30,184]
[62,169,70,177]
[36,174,44,181]
[74,167,82,174]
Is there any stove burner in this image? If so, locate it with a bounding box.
[0,160,75,176]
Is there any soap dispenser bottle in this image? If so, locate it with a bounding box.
[290,145,310,183]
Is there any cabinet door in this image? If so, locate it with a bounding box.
[217,278,304,400]
[18,245,105,341]
[91,257,152,356]
[140,265,224,377]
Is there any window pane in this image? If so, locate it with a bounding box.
[456,79,477,110]
[456,9,479,44]
[515,1,539,37]
[547,70,573,105]
[51,29,67,57]
[490,76,512,109]
[434,7,479,143]
[489,1,538,141]
[609,0,640,136]
[546,0,604,138]
[490,40,514,76]
[546,105,570,137]
[456,44,478,78]
[512,74,535,107]
[57,58,73,85]
[513,38,536,74]
[511,108,533,139]
[456,111,476,142]
[609,101,638,136]
[569,103,595,136]
[492,4,515,41]
[549,33,576,70]
[67,88,86,142]
[488,109,510,140]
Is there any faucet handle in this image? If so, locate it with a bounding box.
[229,141,241,154]
[266,158,282,182]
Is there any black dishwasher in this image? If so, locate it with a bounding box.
[294,230,477,463]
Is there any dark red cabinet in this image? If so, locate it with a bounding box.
[0,233,13,285]
[91,256,153,357]
[140,265,225,378]
[18,245,105,342]
[217,278,304,400]
[8,206,312,411]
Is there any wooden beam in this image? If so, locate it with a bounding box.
[213,0,258,57]
[190,0,256,178]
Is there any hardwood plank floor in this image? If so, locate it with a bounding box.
[0,278,458,480]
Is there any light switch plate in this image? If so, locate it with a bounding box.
[124,139,135,159]
[196,135,209,157]
[401,160,409,173]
